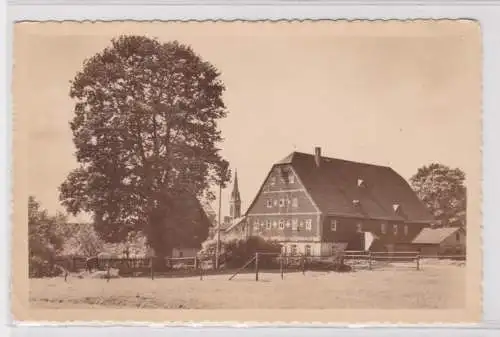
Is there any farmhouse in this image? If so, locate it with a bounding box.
[411,226,466,256]
[236,147,435,256]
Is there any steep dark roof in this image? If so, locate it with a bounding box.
[412,227,462,244]
[276,151,435,223]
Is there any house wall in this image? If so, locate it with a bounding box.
[171,248,198,258]
[247,214,321,241]
[321,216,429,252]
[247,164,321,243]
[248,165,318,214]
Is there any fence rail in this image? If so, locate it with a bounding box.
[44,250,466,282]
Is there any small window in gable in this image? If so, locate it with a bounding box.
[292,197,299,208]
[270,176,276,186]
[266,199,272,208]
[279,219,285,229]
[404,224,409,236]
[289,172,295,184]
[381,223,387,234]
[330,219,337,231]
[393,224,398,235]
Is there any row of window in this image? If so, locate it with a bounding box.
[253,218,313,231]
[266,197,299,208]
[329,220,410,236]
[281,245,340,257]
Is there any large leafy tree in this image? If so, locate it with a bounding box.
[59,35,231,257]
[410,163,466,228]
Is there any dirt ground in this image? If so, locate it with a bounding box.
[29,262,465,309]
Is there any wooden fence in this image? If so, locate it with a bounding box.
[49,250,466,282]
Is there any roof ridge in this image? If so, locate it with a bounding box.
[280,151,391,169]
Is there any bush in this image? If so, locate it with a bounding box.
[29,256,64,278]
[223,236,282,268]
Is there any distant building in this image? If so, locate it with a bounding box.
[232,147,436,256]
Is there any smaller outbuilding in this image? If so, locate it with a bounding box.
[411,227,466,256]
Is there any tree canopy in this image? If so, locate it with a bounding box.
[59,35,231,256]
[28,196,67,260]
[410,163,466,228]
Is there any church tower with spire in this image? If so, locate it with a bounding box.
[229,169,242,219]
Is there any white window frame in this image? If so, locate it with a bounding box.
[393,224,398,235]
[266,199,272,208]
[285,219,291,228]
[305,219,313,231]
[289,173,295,184]
[356,223,363,233]
[270,176,276,185]
[279,219,285,229]
[292,197,299,208]
[273,199,278,207]
[266,220,272,230]
[330,219,337,231]
[290,244,297,256]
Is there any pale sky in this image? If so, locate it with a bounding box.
[14,21,481,223]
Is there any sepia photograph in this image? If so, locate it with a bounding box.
[11,20,482,323]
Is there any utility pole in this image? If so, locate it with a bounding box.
[215,182,222,270]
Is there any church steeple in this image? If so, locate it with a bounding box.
[230,169,241,218]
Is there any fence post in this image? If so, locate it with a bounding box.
[194,256,198,270]
[302,255,306,275]
[368,252,372,270]
[416,254,420,271]
[280,254,284,280]
[255,252,259,282]
[150,257,154,280]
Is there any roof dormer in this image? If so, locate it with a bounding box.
[393,203,402,214]
[357,178,366,188]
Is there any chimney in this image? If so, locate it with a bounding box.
[314,147,321,167]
